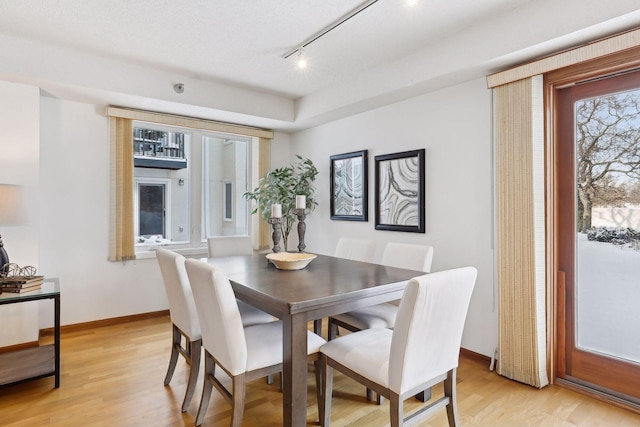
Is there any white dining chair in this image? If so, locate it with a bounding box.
[207,235,275,323]
[156,248,276,413]
[334,237,376,263]
[207,235,254,258]
[310,237,377,337]
[156,247,202,413]
[328,242,434,339]
[320,267,477,427]
[206,235,277,383]
[184,259,326,427]
[328,242,434,403]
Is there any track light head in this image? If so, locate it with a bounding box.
[296,49,307,69]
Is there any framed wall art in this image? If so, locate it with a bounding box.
[330,150,368,221]
[375,149,425,233]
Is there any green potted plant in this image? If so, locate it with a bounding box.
[244,155,318,251]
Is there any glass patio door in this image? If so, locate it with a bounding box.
[556,69,640,405]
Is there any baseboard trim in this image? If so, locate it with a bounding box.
[460,347,492,367]
[0,340,39,354]
[39,309,170,336]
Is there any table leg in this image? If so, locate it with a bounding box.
[54,294,61,388]
[282,312,309,427]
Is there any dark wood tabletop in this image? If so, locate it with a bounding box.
[202,252,425,427]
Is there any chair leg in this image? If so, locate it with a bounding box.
[328,319,338,341]
[314,319,323,336]
[444,369,459,427]
[195,353,216,427]
[181,339,202,412]
[266,374,274,385]
[164,324,181,385]
[231,373,246,427]
[314,358,323,423]
[389,392,403,427]
[320,355,333,427]
[415,387,432,402]
[366,388,375,402]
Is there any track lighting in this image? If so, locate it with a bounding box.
[282,0,380,64]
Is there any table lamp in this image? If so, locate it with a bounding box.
[0,184,26,277]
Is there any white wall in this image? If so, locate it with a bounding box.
[290,78,497,357]
[0,81,40,346]
[39,98,168,327]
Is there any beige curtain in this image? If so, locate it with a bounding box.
[109,117,136,261]
[494,76,549,388]
[253,137,272,250]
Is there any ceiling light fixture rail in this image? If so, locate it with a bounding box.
[282,0,381,60]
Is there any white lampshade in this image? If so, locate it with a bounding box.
[0,184,26,226]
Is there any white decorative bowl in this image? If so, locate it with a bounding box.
[266,252,317,270]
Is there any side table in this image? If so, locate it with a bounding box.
[0,278,60,388]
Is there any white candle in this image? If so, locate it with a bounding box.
[271,203,282,218]
[296,195,306,210]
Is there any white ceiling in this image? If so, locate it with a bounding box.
[1,0,640,132]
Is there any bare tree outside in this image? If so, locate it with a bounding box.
[576,91,640,232]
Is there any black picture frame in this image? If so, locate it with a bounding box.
[375,149,425,233]
[330,150,368,221]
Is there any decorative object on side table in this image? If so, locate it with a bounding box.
[244,156,318,251]
[0,263,42,293]
[0,184,27,277]
[374,149,426,233]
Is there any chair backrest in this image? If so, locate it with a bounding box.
[388,266,477,394]
[381,242,434,273]
[207,236,253,257]
[184,259,247,376]
[334,237,376,263]
[155,248,201,340]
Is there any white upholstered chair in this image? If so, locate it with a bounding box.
[184,259,326,426]
[156,247,202,412]
[207,235,253,258]
[206,235,275,327]
[334,237,376,263]
[328,242,434,403]
[320,267,477,427]
[328,242,434,339]
[156,248,275,413]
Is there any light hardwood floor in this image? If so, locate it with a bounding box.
[1,315,639,426]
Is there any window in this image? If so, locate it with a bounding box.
[138,182,166,238]
[202,135,249,237]
[223,180,233,221]
[133,122,251,252]
[107,106,273,261]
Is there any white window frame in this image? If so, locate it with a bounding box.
[134,177,172,247]
[133,121,255,257]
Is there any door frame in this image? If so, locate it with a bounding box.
[545,45,640,412]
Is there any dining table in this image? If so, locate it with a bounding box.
[202,252,425,427]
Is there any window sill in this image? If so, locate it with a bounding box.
[135,246,209,260]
